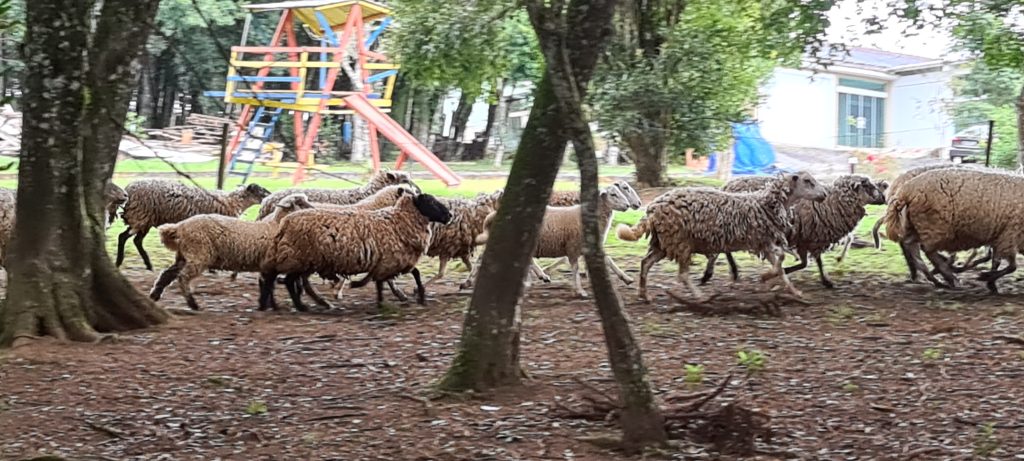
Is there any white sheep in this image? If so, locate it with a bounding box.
[149,193,321,310]
[116,180,270,270]
[616,172,828,301]
[474,185,634,297]
[256,170,418,219]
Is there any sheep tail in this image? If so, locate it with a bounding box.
[880,197,908,243]
[615,216,650,241]
[158,223,181,252]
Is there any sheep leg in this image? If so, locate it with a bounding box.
[411,268,426,305]
[954,248,992,273]
[387,280,409,302]
[699,254,717,286]
[723,253,739,282]
[814,254,835,289]
[979,253,1016,293]
[605,255,633,285]
[457,256,475,288]
[676,250,704,299]
[543,257,568,274]
[638,247,665,303]
[229,272,239,282]
[375,279,386,306]
[115,228,133,267]
[425,258,448,285]
[258,272,281,311]
[899,240,922,282]
[835,236,853,263]
[175,262,203,310]
[783,250,809,274]
[569,257,588,298]
[284,273,310,312]
[460,255,483,290]
[768,247,801,297]
[149,255,184,301]
[350,274,372,288]
[530,259,551,283]
[301,275,334,310]
[924,250,959,288]
[132,229,153,271]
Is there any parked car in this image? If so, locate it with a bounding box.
[949,124,990,163]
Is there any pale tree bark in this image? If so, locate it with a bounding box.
[438,0,618,392]
[0,0,169,347]
[341,50,368,163]
[527,0,668,452]
[488,79,512,167]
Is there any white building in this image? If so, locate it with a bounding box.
[756,47,958,150]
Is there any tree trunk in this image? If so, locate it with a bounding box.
[160,76,177,128]
[410,86,437,145]
[627,128,668,188]
[0,0,169,347]
[449,89,475,159]
[488,79,512,167]
[1017,84,1024,168]
[439,0,620,393]
[136,52,156,127]
[717,136,735,182]
[531,0,668,452]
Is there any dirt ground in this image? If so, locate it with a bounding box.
[2,256,1024,461]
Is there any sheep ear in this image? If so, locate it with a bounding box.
[385,172,397,181]
[396,187,407,197]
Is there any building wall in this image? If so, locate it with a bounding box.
[756,68,839,149]
[887,69,956,148]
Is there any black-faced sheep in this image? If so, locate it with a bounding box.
[258,193,452,311]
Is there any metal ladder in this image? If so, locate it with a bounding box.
[227,106,283,184]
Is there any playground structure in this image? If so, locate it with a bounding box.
[207,0,461,186]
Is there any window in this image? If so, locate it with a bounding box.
[838,93,885,148]
[838,78,886,92]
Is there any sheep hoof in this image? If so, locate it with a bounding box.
[986,280,999,293]
[458,281,473,290]
[541,276,552,283]
[576,291,589,299]
[821,280,835,289]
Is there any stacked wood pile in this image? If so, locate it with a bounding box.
[144,114,236,145]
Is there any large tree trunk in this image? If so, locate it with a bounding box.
[449,89,475,159]
[487,79,512,167]
[531,1,668,452]
[627,128,668,188]
[1017,84,1024,169]
[0,0,169,347]
[136,52,157,127]
[410,85,437,145]
[439,0,619,392]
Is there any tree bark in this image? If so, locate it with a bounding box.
[529,0,668,452]
[410,85,438,145]
[136,52,156,127]
[0,0,169,347]
[439,0,620,392]
[449,89,475,159]
[627,127,668,188]
[487,79,512,166]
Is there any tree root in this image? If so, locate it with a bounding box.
[553,373,770,455]
[665,291,808,317]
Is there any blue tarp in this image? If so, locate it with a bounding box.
[706,121,778,175]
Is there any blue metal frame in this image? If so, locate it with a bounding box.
[314,11,340,47]
[364,17,392,48]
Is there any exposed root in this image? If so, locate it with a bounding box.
[665,291,808,317]
[553,373,769,455]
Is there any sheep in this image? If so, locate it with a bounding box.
[116,180,270,271]
[256,170,418,219]
[834,179,888,263]
[880,167,1024,293]
[700,175,887,288]
[149,193,322,310]
[105,182,128,228]
[0,183,128,269]
[871,163,994,281]
[258,193,452,311]
[539,181,643,277]
[420,190,503,288]
[616,172,828,301]
[474,185,635,297]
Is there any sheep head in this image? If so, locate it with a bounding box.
[409,193,452,224]
[602,185,633,212]
[613,180,642,209]
[786,171,827,203]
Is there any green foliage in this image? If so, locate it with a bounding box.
[736,349,766,374]
[392,1,541,97]
[590,0,820,159]
[245,400,268,416]
[975,422,1000,457]
[683,364,705,386]
[840,382,860,394]
[921,347,943,361]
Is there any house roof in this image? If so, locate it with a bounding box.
[816,47,940,72]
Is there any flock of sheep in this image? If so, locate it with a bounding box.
[0,162,1009,312]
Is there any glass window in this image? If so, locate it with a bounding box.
[838,78,886,92]
[838,93,885,148]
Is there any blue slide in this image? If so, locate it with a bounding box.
[706,121,780,175]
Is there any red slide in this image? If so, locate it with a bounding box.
[343,94,461,187]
